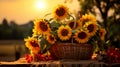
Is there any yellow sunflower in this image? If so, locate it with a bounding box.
[57,25,72,41]
[46,34,56,44]
[84,22,98,36]
[80,14,96,26]
[32,29,37,36]
[53,4,68,20]
[67,20,81,29]
[24,37,40,54]
[74,30,89,43]
[99,28,107,40]
[34,19,51,35]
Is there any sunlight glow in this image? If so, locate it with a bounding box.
[35,0,46,10]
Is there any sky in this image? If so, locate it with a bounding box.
[0,0,80,25]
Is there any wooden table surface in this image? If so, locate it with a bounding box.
[0,58,120,67]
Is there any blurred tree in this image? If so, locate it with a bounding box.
[0,19,33,40]
[77,0,120,48]
[0,18,12,39]
[2,18,9,28]
[65,0,120,48]
[10,21,23,39]
[19,21,33,38]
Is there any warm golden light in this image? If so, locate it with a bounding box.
[0,0,80,24]
[35,0,46,10]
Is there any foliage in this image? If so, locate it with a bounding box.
[68,0,120,63]
[75,0,120,50]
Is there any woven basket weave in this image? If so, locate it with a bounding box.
[49,43,93,60]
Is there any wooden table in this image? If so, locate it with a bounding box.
[0,58,120,67]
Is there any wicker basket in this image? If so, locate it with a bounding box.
[49,43,93,60]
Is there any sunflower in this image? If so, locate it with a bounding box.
[57,25,72,41]
[99,28,106,40]
[74,30,89,43]
[24,37,40,54]
[84,22,98,36]
[34,19,51,35]
[32,29,37,36]
[80,14,96,26]
[46,34,56,44]
[67,20,81,29]
[53,4,68,20]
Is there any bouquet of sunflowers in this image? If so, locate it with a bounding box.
[24,4,107,62]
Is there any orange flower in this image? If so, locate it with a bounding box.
[99,28,106,40]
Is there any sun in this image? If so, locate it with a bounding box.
[35,0,46,10]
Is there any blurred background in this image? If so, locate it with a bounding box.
[0,0,79,61]
[0,0,120,61]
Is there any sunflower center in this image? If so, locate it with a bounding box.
[78,32,87,39]
[39,22,48,31]
[56,7,65,17]
[87,24,94,33]
[61,29,68,36]
[49,36,55,41]
[30,41,39,47]
[100,31,103,36]
[69,21,78,29]
[75,22,78,28]
[69,22,74,28]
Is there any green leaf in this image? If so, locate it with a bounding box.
[46,42,52,50]
[40,37,46,53]
[40,37,52,53]
[51,31,57,38]
[50,21,59,28]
